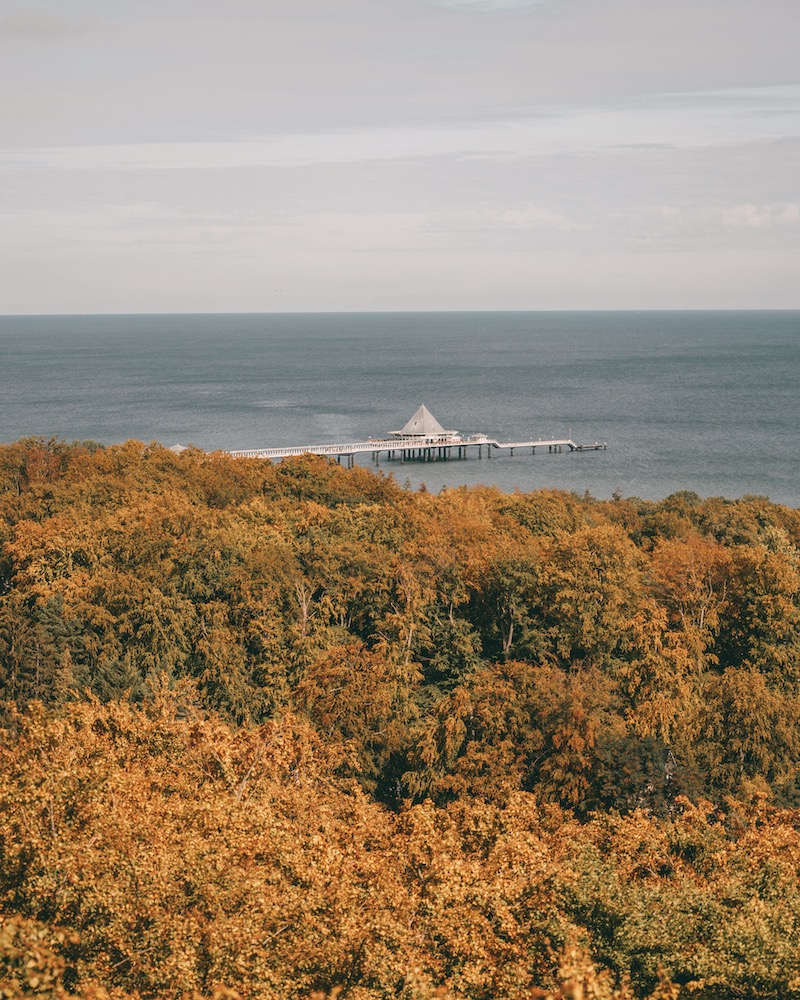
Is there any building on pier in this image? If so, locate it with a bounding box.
[389,404,458,440]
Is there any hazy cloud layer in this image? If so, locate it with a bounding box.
[433,0,550,11]
[4,84,798,174]
[0,10,85,37]
[1,0,798,311]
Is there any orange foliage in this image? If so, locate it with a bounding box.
[3,441,800,997]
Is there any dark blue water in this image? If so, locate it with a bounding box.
[1,311,799,505]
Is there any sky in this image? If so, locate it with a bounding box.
[1,0,799,313]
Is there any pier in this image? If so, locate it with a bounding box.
[228,404,606,468]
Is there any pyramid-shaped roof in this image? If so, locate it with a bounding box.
[390,404,457,438]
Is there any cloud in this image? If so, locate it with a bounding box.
[426,203,589,235]
[2,84,795,178]
[0,201,253,256]
[625,202,800,248]
[433,0,549,10]
[0,10,84,38]
[721,203,800,229]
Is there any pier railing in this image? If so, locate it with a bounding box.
[229,433,606,462]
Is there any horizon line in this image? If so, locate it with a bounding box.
[3,306,800,319]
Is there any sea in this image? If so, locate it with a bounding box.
[1,311,799,507]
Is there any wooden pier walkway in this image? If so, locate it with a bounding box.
[229,433,606,468]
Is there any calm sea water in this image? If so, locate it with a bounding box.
[1,312,799,506]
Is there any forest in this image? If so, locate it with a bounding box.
[1,437,800,999]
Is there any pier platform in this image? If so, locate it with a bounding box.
[229,434,606,468]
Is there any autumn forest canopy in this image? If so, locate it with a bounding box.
[2,438,800,999]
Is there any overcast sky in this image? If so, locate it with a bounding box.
[1,0,799,313]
